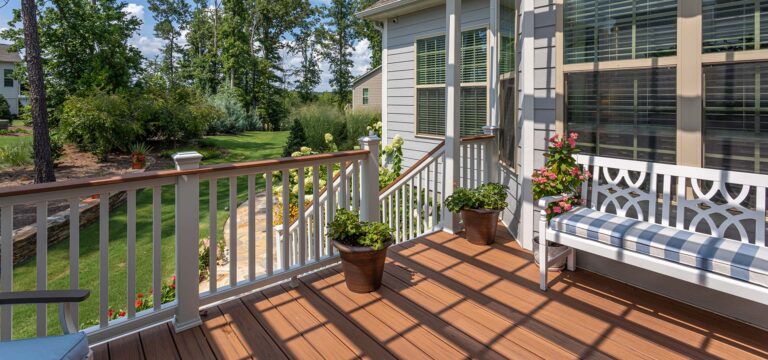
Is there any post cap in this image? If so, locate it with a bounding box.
[482,125,500,135]
[172,151,203,170]
[359,132,381,144]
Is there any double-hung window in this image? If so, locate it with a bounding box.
[562,0,678,163]
[415,28,489,137]
[3,69,12,88]
[499,0,517,167]
[362,88,369,105]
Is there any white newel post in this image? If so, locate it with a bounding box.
[483,125,500,184]
[172,152,203,332]
[359,133,381,222]
[444,0,462,233]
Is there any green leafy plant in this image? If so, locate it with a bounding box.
[445,183,508,213]
[327,209,394,250]
[129,142,152,156]
[532,132,591,221]
[0,138,32,167]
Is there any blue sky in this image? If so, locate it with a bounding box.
[0,0,372,91]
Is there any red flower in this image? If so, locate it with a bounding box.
[107,309,114,318]
[135,300,143,308]
[170,283,176,289]
[171,275,176,282]
[137,293,144,298]
[118,310,126,317]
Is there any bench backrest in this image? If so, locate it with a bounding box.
[575,155,767,246]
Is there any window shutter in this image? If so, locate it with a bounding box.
[704,62,768,174]
[564,0,677,64]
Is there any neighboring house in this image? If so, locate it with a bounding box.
[351,66,382,112]
[0,44,21,115]
[360,0,768,329]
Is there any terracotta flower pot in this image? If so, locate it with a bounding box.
[333,240,392,293]
[461,209,501,245]
[131,154,146,169]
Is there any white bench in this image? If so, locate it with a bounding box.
[537,155,768,306]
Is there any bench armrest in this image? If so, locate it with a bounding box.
[537,194,569,210]
[0,290,90,305]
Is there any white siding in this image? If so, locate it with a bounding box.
[0,62,20,115]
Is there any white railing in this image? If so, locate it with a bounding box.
[0,136,380,343]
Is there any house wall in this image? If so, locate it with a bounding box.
[0,62,20,115]
[385,0,490,168]
[352,71,382,112]
[529,0,768,330]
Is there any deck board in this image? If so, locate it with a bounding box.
[97,229,768,359]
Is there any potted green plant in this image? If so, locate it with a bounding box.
[531,132,591,270]
[328,209,394,293]
[445,183,508,245]
[129,143,151,169]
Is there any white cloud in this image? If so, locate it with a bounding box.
[123,3,145,21]
[351,39,373,77]
[130,35,164,57]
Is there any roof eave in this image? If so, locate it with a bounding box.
[357,0,445,21]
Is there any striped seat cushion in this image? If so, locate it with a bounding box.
[550,207,768,288]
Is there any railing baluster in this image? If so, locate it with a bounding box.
[229,176,237,287]
[462,145,468,188]
[425,165,431,231]
[433,159,439,229]
[298,167,306,266]
[153,186,163,310]
[408,179,413,239]
[36,201,47,336]
[340,162,348,211]
[208,180,217,294]
[395,189,400,243]
[469,143,476,187]
[68,197,79,327]
[265,173,274,276]
[248,175,256,281]
[353,161,360,211]
[312,166,320,262]
[1,205,13,340]
[126,189,137,319]
[326,164,335,256]
[99,193,109,328]
[417,173,423,235]
[281,170,290,271]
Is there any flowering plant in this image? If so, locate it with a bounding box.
[532,132,591,221]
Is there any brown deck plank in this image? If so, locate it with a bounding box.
[169,324,216,360]
[217,298,289,360]
[108,332,145,360]
[310,268,470,359]
[200,305,251,359]
[414,230,767,360]
[239,290,325,360]
[300,270,435,360]
[91,343,109,360]
[261,284,360,359]
[139,322,181,360]
[279,282,396,360]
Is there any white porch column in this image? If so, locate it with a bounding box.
[489,0,500,128]
[382,21,389,146]
[359,133,381,222]
[443,0,462,233]
[519,0,536,250]
[172,151,203,332]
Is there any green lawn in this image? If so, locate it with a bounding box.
[0,135,30,147]
[11,131,288,338]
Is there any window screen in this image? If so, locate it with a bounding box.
[703,62,768,174]
[566,68,677,163]
[417,36,446,85]
[564,0,677,64]
[461,29,487,83]
[703,0,768,53]
[417,88,446,136]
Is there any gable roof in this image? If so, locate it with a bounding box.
[358,0,444,21]
[0,44,22,63]
[352,66,381,87]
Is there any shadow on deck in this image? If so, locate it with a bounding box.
[93,228,768,359]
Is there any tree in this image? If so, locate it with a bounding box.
[290,5,321,103]
[322,0,355,110]
[148,0,191,86]
[21,0,55,182]
[282,120,307,157]
[353,0,381,69]
[184,0,221,93]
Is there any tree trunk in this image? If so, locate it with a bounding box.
[21,0,56,183]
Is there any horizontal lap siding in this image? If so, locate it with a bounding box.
[386,0,491,170]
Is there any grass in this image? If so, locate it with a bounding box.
[0,135,30,147]
[10,131,288,338]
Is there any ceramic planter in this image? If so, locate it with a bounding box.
[533,236,569,271]
[461,209,501,245]
[333,240,392,293]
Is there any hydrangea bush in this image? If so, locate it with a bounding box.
[532,132,591,221]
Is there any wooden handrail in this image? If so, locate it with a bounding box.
[379,140,445,195]
[0,150,370,198]
[460,134,495,143]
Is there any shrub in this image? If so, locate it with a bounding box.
[282,120,308,157]
[445,183,508,213]
[345,110,380,141]
[0,94,11,119]
[0,138,32,167]
[290,104,380,151]
[208,87,260,134]
[327,209,394,250]
[48,131,65,163]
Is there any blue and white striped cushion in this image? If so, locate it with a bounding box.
[550,207,768,288]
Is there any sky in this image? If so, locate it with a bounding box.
[0,0,373,91]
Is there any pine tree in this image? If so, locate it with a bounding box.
[291,5,321,103]
[322,0,355,110]
[148,0,191,86]
[282,120,307,157]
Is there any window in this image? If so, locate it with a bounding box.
[415,29,489,137]
[566,69,677,163]
[703,62,768,174]
[3,69,12,88]
[499,0,516,167]
[703,0,768,53]
[362,88,369,105]
[564,0,677,64]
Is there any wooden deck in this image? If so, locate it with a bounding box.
[93,229,768,359]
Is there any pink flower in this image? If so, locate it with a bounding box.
[570,167,580,176]
[568,138,576,148]
[548,173,556,180]
[555,141,563,148]
[549,134,560,143]
[569,132,579,140]
[565,204,573,211]
[579,175,584,181]
[553,206,562,214]
[559,201,566,207]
